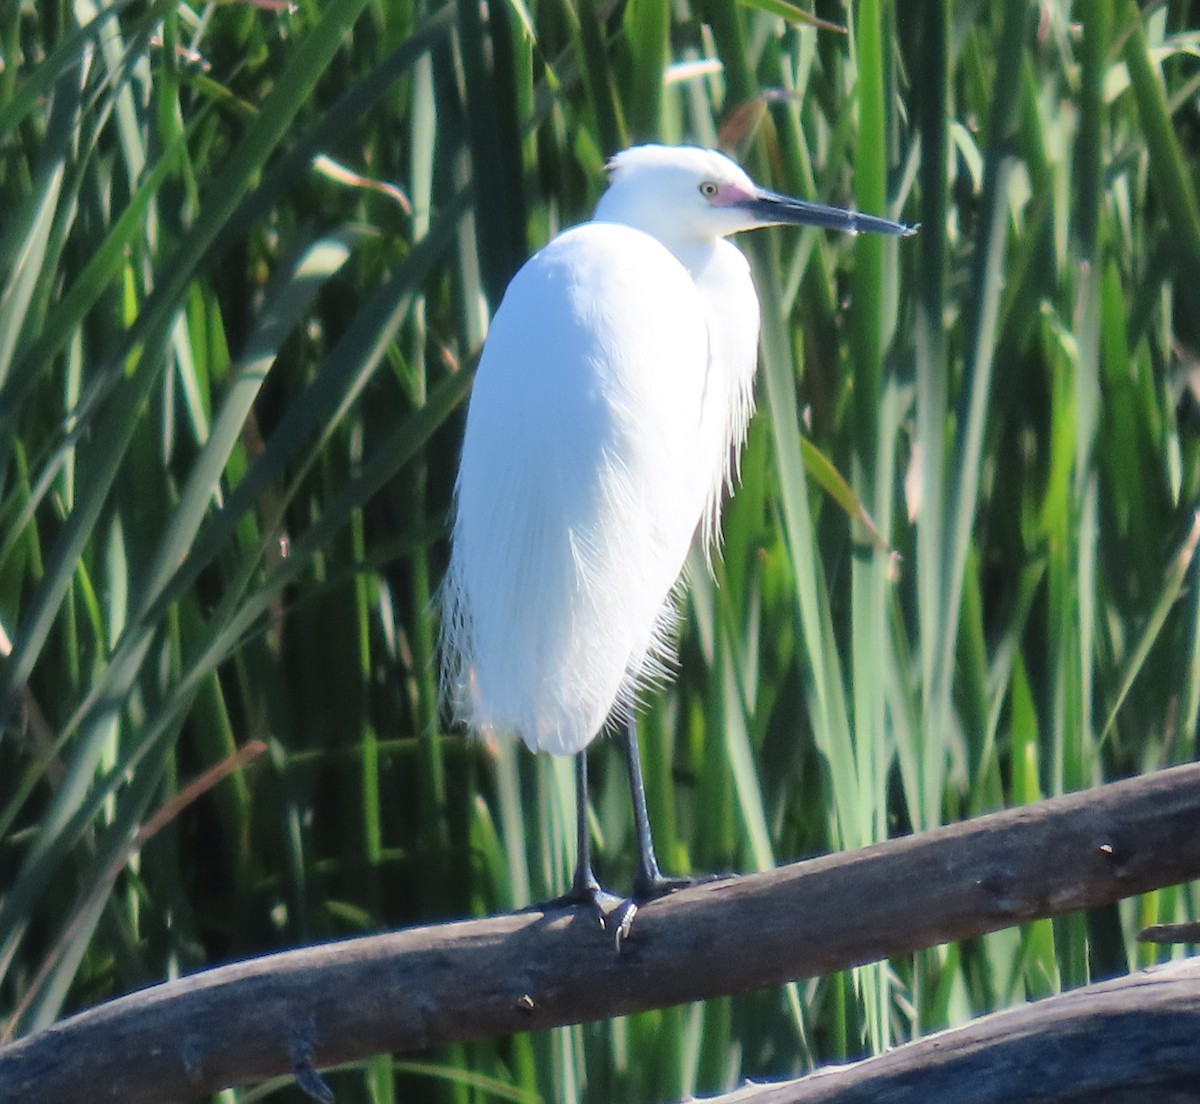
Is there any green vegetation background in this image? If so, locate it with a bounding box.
[3,0,1200,1100]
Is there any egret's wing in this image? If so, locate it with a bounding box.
[441,223,713,755]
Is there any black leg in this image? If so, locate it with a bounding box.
[564,750,625,915]
[542,735,700,951]
[570,749,599,900]
[625,718,699,901]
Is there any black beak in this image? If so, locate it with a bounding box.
[744,189,917,237]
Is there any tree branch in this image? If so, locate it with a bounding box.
[4,763,1200,1104]
[712,957,1200,1102]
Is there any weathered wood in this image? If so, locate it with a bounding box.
[3,762,1200,1104]
[711,957,1200,1103]
[1141,920,1200,943]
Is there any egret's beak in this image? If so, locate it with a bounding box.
[744,189,917,237]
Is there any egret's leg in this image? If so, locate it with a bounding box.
[565,751,625,914]
[625,718,697,901]
[570,750,600,900]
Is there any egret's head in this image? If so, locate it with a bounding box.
[595,146,763,244]
[593,144,915,252]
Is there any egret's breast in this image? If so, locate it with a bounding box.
[677,237,761,539]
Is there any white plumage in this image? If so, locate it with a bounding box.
[438,144,913,909]
[441,146,763,756]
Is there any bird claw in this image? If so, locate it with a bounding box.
[605,871,728,952]
[604,898,638,951]
[632,869,728,903]
[547,858,728,953]
[542,882,640,952]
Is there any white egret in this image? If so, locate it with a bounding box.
[441,145,913,925]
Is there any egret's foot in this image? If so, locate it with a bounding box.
[605,898,638,951]
[568,880,638,952]
[573,880,628,918]
[603,872,730,953]
[542,874,728,952]
[539,873,628,927]
[536,880,639,952]
[632,869,729,904]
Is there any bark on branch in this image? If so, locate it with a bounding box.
[4,763,1200,1104]
[712,957,1200,1103]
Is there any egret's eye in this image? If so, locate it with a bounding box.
[699,181,720,198]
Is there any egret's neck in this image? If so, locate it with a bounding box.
[668,237,720,278]
[591,196,719,278]
[589,190,761,539]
